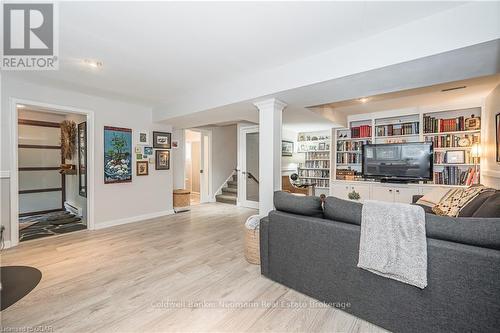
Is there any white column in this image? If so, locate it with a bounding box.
[254,98,287,216]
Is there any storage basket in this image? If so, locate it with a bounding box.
[244,215,260,265]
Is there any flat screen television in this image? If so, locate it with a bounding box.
[362,142,433,182]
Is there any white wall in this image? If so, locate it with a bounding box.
[1,77,174,244]
[483,84,500,189]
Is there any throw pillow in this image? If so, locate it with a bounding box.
[273,191,324,218]
[472,192,500,218]
[416,187,452,207]
[432,185,493,217]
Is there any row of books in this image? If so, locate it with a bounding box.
[336,140,367,151]
[351,125,372,138]
[433,167,479,186]
[423,115,466,133]
[375,122,419,137]
[304,152,329,160]
[425,134,478,148]
[337,152,362,164]
[298,169,330,178]
[300,178,329,188]
[433,151,472,164]
[300,160,329,169]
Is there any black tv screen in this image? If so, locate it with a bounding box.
[362,142,433,181]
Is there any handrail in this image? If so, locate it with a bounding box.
[246,172,259,184]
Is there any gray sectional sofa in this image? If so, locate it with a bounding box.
[260,191,500,333]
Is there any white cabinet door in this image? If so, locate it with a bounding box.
[371,185,395,202]
[394,187,419,203]
[349,184,371,201]
[331,183,350,200]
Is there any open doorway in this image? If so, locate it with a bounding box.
[11,102,93,244]
[184,130,201,205]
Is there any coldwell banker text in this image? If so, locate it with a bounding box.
[2,2,59,70]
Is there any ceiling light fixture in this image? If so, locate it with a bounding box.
[83,59,103,69]
[358,97,369,103]
[17,104,26,109]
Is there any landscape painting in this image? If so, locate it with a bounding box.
[104,126,132,184]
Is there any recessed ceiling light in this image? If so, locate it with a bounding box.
[17,104,26,109]
[358,97,369,103]
[83,59,103,69]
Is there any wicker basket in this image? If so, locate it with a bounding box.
[244,227,260,265]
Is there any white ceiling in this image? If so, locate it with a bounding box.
[8,1,465,107]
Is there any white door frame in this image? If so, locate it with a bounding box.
[238,125,259,209]
[184,128,213,203]
[9,98,95,248]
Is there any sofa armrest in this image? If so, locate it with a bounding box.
[412,195,423,204]
[259,216,270,277]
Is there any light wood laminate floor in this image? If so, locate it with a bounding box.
[1,203,387,333]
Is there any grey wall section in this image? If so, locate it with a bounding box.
[483,84,500,189]
[1,178,11,244]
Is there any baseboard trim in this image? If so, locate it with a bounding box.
[95,210,175,230]
[2,240,12,249]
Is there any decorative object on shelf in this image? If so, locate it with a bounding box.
[155,149,170,170]
[318,142,326,150]
[135,146,142,154]
[104,126,132,184]
[61,120,77,159]
[144,146,153,155]
[458,137,471,147]
[348,190,360,200]
[78,121,87,197]
[136,161,148,176]
[281,140,293,156]
[153,131,171,149]
[446,150,465,164]
[464,114,481,130]
[136,130,150,145]
[59,164,76,175]
[171,140,179,149]
[496,113,500,163]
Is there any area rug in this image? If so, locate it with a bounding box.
[1,266,42,310]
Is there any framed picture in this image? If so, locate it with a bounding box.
[135,146,142,154]
[136,130,150,145]
[171,140,179,149]
[78,122,87,197]
[446,150,465,164]
[104,126,132,184]
[496,113,500,163]
[282,140,293,156]
[153,131,171,149]
[136,161,149,176]
[318,142,326,151]
[155,150,170,170]
[136,153,143,160]
[144,146,153,155]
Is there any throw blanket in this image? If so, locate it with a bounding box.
[358,200,427,289]
[432,185,493,217]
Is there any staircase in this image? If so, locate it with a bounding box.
[216,174,237,205]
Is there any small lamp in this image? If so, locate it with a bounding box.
[470,142,481,184]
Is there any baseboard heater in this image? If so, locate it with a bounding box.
[64,201,83,217]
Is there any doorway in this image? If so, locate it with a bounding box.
[184,129,212,204]
[238,125,259,209]
[9,99,94,248]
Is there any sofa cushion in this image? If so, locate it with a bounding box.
[472,192,500,218]
[425,214,500,250]
[459,190,496,217]
[324,196,362,225]
[273,191,323,218]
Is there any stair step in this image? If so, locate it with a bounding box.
[232,174,237,181]
[227,180,238,188]
[222,187,237,194]
[216,194,237,205]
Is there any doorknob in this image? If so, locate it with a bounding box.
[200,170,204,174]
[242,171,247,175]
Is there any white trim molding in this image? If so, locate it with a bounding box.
[2,240,13,250]
[0,171,10,178]
[94,210,175,230]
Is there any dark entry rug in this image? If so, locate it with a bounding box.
[19,211,86,242]
[1,266,42,311]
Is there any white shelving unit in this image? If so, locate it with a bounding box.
[297,131,331,194]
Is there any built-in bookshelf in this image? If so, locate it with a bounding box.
[333,107,482,186]
[297,131,331,190]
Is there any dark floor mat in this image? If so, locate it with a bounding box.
[46,212,74,221]
[1,266,42,311]
[50,217,81,225]
[52,224,87,234]
[20,232,53,241]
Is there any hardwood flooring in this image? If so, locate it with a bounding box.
[1,203,387,333]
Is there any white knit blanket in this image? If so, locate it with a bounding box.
[358,200,427,289]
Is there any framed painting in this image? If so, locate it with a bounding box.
[104,126,132,184]
[136,161,149,176]
[153,131,171,149]
[282,140,293,156]
[155,150,170,170]
[78,121,87,197]
[136,130,150,145]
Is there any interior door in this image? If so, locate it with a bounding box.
[200,132,211,203]
[239,126,259,209]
